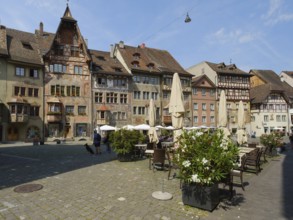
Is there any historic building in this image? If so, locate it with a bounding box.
[89,49,132,129]
[42,6,92,141]
[250,69,293,136]
[191,75,217,127]
[0,26,44,142]
[187,61,251,133]
[112,42,193,127]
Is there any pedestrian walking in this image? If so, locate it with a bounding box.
[103,133,111,153]
[93,130,102,155]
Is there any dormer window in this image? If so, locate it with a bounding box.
[147,63,155,71]
[22,42,33,50]
[133,53,140,60]
[131,61,139,68]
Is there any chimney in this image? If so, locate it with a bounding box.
[140,43,145,48]
[110,44,114,58]
[39,22,43,35]
[0,25,7,52]
[119,40,124,49]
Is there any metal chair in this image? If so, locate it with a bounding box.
[151,149,169,171]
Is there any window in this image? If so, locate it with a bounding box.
[251,116,255,122]
[202,116,206,123]
[184,93,189,101]
[132,61,139,68]
[114,78,126,87]
[49,64,67,73]
[96,77,106,86]
[22,42,33,50]
[30,106,39,116]
[192,88,197,95]
[16,67,25,76]
[65,106,74,115]
[210,116,215,123]
[66,86,80,96]
[202,103,206,111]
[71,46,80,57]
[74,66,83,74]
[120,94,127,103]
[78,106,86,115]
[151,92,158,100]
[28,88,38,97]
[61,86,65,96]
[14,86,26,96]
[210,104,214,111]
[163,91,169,100]
[138,107,145,115]
[106,92,118,103]
[202,88,206,96]
[51,85,55,96]
[193,116,198,123]
[276,115,281,122]
[282,115,286,122]
[210,89,215,96]
[143,91,149,100]
[264,115,269,122]
[193,103,198,110]
[29,69,38,78]
[95,92,103,103]
[133,106,137,115]
[49,104,61,113]
[133,91,141,99]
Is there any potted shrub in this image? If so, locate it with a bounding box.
[109,129,145,162]
[260,132,283,156]
[174,129,239,211]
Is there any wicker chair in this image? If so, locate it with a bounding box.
[151,149,169,171]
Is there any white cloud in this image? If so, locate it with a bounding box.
[262,0,293,25]
[207,28,260,45]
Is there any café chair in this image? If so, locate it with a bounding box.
[245,148,262,175]
[230,155,247,190]
[150,149,169,171]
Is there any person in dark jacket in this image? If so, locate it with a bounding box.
[93,130,102,155]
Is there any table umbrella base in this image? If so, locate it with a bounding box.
[152,191,173,200]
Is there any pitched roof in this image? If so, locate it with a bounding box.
[89,49,131,77]
[116,44,191,77]
[35,30,55,56]
[206,61,250,76]
[6,28,43,65]
[250,69,283,87]
[281,71,293,78]
[192,75,216,88]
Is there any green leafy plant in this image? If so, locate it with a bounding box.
[260,132,283,154]
[109,129,145,154]
[174,129,239,186]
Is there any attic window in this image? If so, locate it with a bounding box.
[147,63,155,71]
[131,61,139,68]
[96,56,105,61]
[133,53,140,60]
[22,42,33,50]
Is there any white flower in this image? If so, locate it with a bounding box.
[191,174,200,183]
[196,132,203,137]
[205,166,209,170]
[182,160,191,167]
[202,158,208,164]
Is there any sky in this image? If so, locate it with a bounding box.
[1,0,293,74]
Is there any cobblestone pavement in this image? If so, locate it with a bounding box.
[0,140,293,220]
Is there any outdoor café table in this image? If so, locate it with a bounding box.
[134,144,147,158]
[239,147,257,154]
[161,142,174,149]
